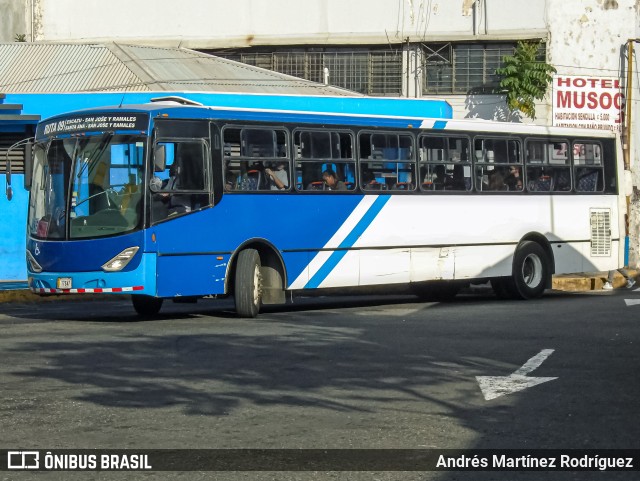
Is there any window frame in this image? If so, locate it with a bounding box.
[357,130,416,192]
[222,124,292,193]
[418,133,473,193]
[571,140,605,193]
[523,137,572,194]
[293,127,356,192]
[473,136,523,193]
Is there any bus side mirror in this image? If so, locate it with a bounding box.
[23,141,33,190]
[154,145,166,172]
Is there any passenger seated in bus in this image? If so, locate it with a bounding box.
[486,170,506,191]
[504,166,522,191]
[361,168,386,190]
[264,161,289,190]
[322,169,347,191]
[361,168,375,187]
[445,164,468,191]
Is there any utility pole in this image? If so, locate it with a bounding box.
[625,39,639,267]
[623,39,638,170]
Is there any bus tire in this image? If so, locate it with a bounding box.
[509,241,549,300]
[235,248,262,318]
[132,295,163,316]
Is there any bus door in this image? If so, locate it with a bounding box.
[151,120,218,297]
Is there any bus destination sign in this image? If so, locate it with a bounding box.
[37,113,148,138]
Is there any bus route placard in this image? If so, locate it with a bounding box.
[37,113,148,138]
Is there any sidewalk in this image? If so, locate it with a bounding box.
[0,281,47,303]
[552,270,638,292]
[0,271,636,303]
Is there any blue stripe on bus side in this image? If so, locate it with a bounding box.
[433,120,448,129]
[305,195,391,289]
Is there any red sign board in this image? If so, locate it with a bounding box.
[552,75,624,133]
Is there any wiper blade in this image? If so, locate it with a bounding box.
[76,132,114,178]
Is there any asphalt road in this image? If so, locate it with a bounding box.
[0,288,639,481]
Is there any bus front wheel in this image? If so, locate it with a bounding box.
[235,248,262,318]
[509,241,549,299]
[132,295,163,316]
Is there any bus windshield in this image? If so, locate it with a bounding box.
[28,133,146,240]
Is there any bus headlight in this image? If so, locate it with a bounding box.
[26,250,43,273]
[102,246,140,272]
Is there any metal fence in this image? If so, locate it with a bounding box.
[214,49,403,96]
[211,41,544,97]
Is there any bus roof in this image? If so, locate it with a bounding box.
[40,93,453,121]
[38,97,617,140]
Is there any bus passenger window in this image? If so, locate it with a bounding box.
[293,129,355,192]
[151,140,209,221]
[419,134,471,192]
[525,140,573,193]
[223,126,291,192]
[359,132,415,192]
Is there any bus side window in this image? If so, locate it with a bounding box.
[419,134,471,192]
[359,131,414,191]
[525,139,571,193]
[152,141,209,220]
[294,129,354,191]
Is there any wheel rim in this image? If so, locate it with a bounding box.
[252,264,261,305]
[521,253,543,287]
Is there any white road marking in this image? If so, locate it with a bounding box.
[476,349,558,401]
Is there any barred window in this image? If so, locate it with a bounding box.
[209,47,403,96]
[423,42,545,95]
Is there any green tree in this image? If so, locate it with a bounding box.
[496,40,556,120]
[14,34,27,42]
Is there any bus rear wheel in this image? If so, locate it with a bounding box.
[508,241,549,300]
[132,295,163,316]
[235,248,262,318]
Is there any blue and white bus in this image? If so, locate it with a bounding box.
[25,97,625,317]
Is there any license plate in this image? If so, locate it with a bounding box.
[57,277,72,289]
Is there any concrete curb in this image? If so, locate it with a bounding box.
[552,270,638,292]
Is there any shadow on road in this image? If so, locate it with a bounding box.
[2,290,639,480]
